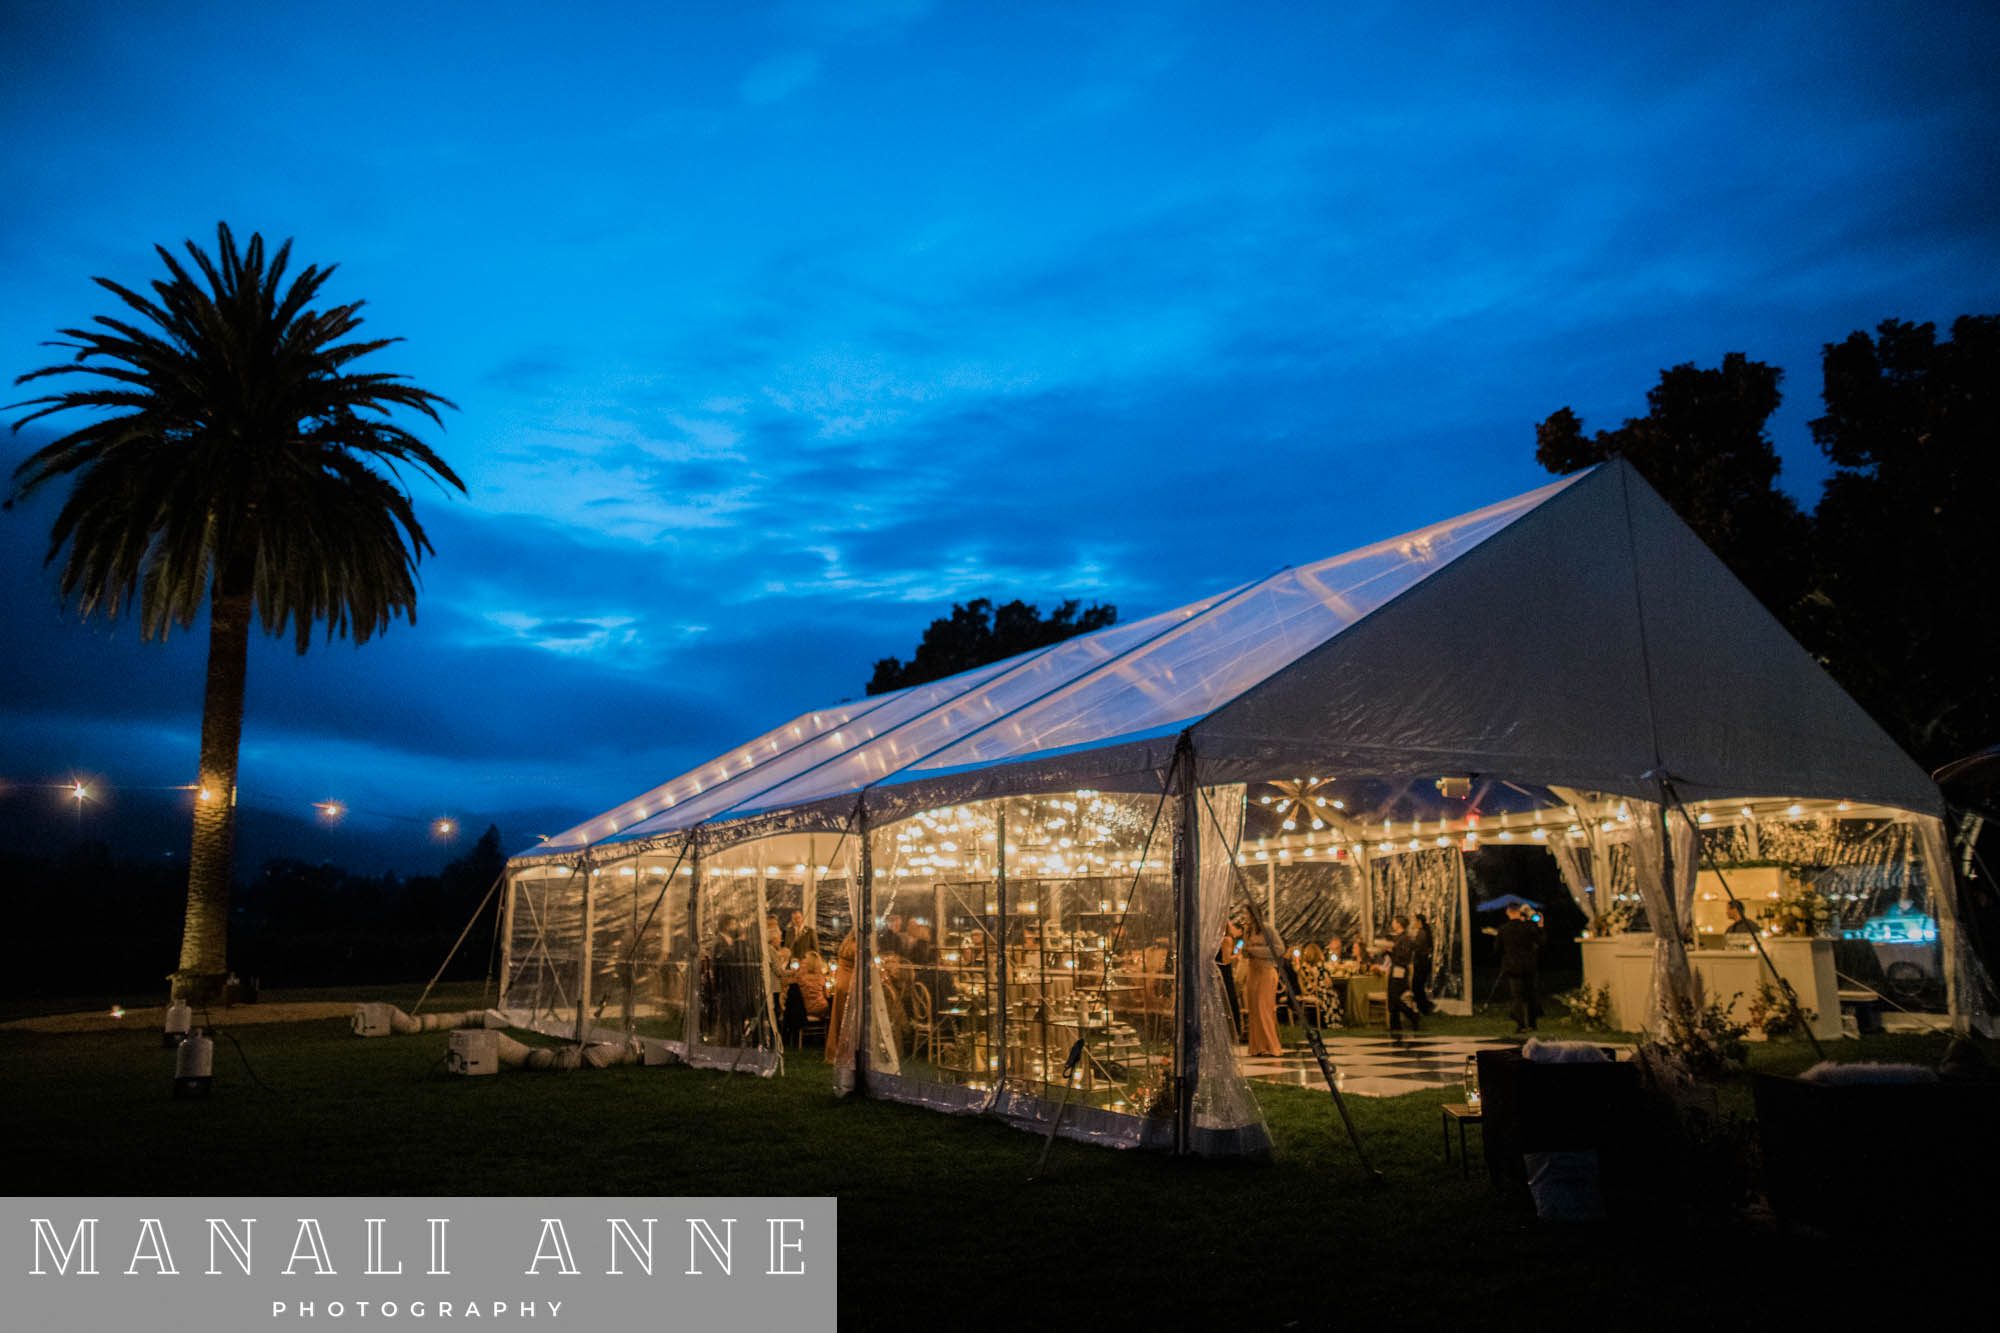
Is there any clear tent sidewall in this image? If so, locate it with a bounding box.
[498,775,1283,1155]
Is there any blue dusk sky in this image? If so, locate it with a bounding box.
[2,1,1996,869]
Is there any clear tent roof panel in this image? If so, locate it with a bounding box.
[899,474,1578,777]
[535,690,910,851]
[712,586,1246,819]
[603,652,1034,842]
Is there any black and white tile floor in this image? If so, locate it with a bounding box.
[1237,1034,1523,1098]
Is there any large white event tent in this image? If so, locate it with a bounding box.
[500,459,1984,1155]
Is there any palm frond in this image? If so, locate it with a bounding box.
[7,222,462,648]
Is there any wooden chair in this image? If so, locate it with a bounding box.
[904,981,937,1062]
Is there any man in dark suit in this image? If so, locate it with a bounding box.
[1410,913,1437,1013]
[1496,903,1545,1032]
[1379,916,1422,1035]
[713,914,764,1046]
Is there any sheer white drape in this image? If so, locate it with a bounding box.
[1194,785,1265,1145]
[1629,801,1697,1029]
[1547,840,1594,921]
[1917,816,1993,1034]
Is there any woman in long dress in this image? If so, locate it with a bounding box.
[1242,932,1284,1056]
[827,933,858,1064]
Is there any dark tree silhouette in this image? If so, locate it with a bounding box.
[1808,316,1999,768]
[868,597,1117,694]
[1535,353,1812,618]
[6,224,461,1002]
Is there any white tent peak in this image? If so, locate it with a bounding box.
[1194,458,1940,815]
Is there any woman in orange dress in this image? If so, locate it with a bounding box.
[827,932,858,1064]
[791,929,830,1021]
[1242,932,1283,1056]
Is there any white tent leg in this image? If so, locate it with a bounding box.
[498,872,518,1009]
[1452,849,1473,1016]
[576,864,594,1045]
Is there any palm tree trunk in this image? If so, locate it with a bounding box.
[171,589,252,1003]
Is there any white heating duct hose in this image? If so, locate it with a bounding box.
[353,1003,643,1073]
[351,1004,511,1036]
[489,1033,641,1071]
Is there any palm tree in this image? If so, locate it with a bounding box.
[8,223,462,1003]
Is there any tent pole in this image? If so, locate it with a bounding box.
[994,803,1009,1104]
[1455,849,1473,1014]
[856,795,874,1098]
[683,834,702,1054]
[497,870,518,1012]
[804,839,818,931]
[576,859,594,1046]
[1172,735,1200,1157]
[626,856,640,1035]
[756,858,781,1066]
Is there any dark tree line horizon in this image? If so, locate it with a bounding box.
[5,824,510,1000]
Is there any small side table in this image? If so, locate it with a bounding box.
[1441,1102,1484,1178]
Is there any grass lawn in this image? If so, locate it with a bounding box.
[1,985,1982,1325]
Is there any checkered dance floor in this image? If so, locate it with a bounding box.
[1237,1034,1522,1098]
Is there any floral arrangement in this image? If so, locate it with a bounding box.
[1766,883,1834,937]
[1594,899,1637,936]
[1652,992,1750,1078]
[1553,983,1615,1031]
[1745,979,1816,1038]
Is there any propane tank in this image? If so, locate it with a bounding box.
[172,1029,214,1098]
[162,1001,192,1048]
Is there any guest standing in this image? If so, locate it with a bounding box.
[1242,931,1284,1056]
[1411,913,1437,1014]
[828,933,858,1065]
[1495,903,1545,1032]
[1378,916,1422,1034]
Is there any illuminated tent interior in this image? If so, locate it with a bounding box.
[499,459,1984,1154]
